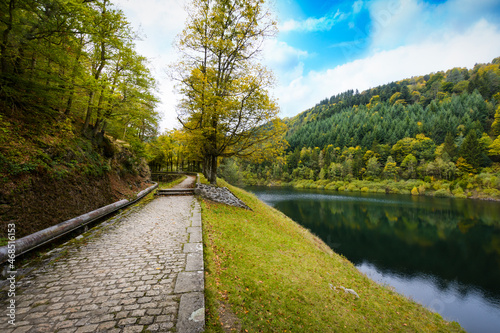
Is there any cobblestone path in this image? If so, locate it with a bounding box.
[0,176,204,333]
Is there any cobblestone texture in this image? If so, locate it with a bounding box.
[0,176,204,332]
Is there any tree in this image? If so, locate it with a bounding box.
[446,68,464,84]
[383,156,399,180]
[391,137,414,164]
[83,0,132,134]
[401,154,417,179]
[442,132,457,160]
[365,156,380,179]
[456,157,474,175]
[459,130,482,170]
[412,134,436,161]
[492,105,500,136]
[173,0,286,184]
[489,135,500,157]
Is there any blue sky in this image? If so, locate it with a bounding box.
[114,0,500,131]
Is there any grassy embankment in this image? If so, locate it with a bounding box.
[201,177,464,332]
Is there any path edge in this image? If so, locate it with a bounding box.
[176,198,205,333]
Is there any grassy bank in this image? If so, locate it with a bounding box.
[201,179,464,332]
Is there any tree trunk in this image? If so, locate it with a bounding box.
[64,36,84,116]
[210,154,217,184]
[93,86,106,137]
[204,154,217,184]
[83,91,94,133]
[1,0,15,75]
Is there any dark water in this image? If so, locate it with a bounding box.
[245,186,500,333]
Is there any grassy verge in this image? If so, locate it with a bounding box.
[202,179,464,332]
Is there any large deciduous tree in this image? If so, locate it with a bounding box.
[172,0,286,184]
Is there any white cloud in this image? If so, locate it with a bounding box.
[261,40,308,84]
[275,20,500,118]
[352,0,364,15]
[368,0,500,51]
[280,10,347,32]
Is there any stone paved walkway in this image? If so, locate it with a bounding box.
[0,175,204,333]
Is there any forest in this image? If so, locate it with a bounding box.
[0,0,160,179]
[215,58,500,199]
[0,0,159,146]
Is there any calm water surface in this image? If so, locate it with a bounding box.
[245,186,500,333]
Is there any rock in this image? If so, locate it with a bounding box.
[194,184,251,210]
[339,285,360,298]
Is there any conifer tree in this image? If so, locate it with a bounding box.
[442,133,457,160]
[459,130,482,170]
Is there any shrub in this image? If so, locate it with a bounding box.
[325,182,338,190]
[434,188,452,197]
[411,187,419,195]
[346,184,357,192]
[418,184,426,195]
[483,188,500,198]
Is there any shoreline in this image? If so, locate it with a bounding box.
[238,178,500,203]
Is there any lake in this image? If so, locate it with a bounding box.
[245,186,500,333]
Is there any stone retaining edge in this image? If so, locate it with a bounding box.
[176,198,205,333]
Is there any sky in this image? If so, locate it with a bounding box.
[113,0,500,132]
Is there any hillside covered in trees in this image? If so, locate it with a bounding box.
[286,60,499,151]
[218,57,500,199]
[0,0,159,239]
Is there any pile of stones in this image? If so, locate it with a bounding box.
[194,183,251,210]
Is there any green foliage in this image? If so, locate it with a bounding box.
[383,156,399,179]
[460,130,484,170]
[490,136,500,156]
[0,0,159,147]
[218,158,243,185]
[286,59,500,151]
[364,156,380,179]
[434,188,452,198]
[492,105,500,136]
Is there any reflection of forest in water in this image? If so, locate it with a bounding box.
[255,188,500,304]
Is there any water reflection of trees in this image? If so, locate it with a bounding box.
[273,192,500,301]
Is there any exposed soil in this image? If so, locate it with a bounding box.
[0,171,149,238]
[218,301,242,333]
